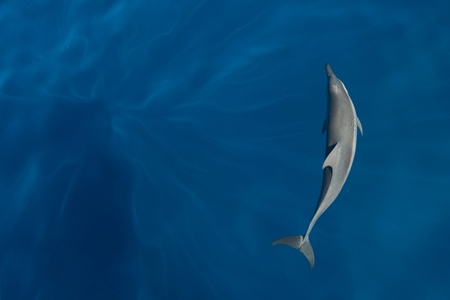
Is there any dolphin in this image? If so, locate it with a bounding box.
[272,64,363,268]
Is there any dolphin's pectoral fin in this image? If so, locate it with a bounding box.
[272,235,315,268]
[322,143,339,169]
[322,118,328,134]
[357,117,363,136]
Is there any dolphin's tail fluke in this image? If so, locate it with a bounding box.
[272,235,315,268]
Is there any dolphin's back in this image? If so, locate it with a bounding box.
[272,64,362,268]
[308,65,362,232]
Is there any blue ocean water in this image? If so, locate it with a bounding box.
[0,0,449,299]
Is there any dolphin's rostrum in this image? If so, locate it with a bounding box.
[272,64,363,268]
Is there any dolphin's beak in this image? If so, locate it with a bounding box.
[325,64,335,77]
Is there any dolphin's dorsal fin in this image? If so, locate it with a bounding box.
[357,117,363,136]
[322,143,339,169]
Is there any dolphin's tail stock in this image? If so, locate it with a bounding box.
[272,235,315,268]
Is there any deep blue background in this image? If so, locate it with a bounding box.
[0,0,449,299]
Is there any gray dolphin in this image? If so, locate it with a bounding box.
[272,64,363,268]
